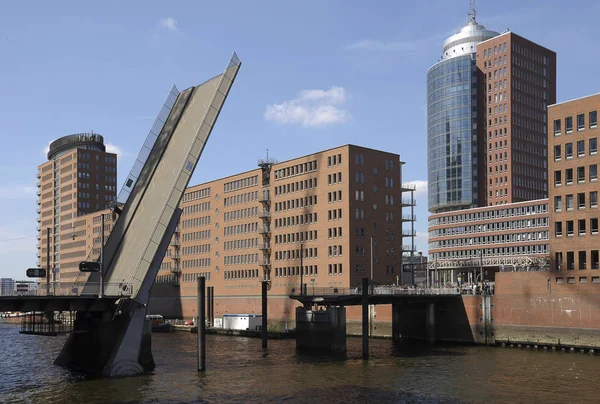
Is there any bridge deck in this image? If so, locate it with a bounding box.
[289,287,462,306]
[0,296,119,313]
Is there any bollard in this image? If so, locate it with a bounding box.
[362,277,369,360]
[197,277,206,371]
[261,281,268,349]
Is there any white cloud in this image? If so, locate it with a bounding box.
[105,143,123,156]
[158,17,178,32]
[414,231,429,255]
[42,139,56,157]
[0,185,36,199]
[404,180,428,197]
[264,86,351,128]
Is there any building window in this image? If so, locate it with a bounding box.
[591,218,599,234]
[554,196,562,211]
[566,220,574,236]
[554,145,561,161]
[555,221,562,237]
[554,119,561,135]
[578,193,586,209]
[555,252,563,271]
[566,168,573,184]
[590,138,598,155]
[590,111,598,128]
[566,194,574,210]
[591,192,598,208]
[590,165,598,181]
[578,140,585,157]
[577,166,585,183]
[566,116,573,133]
[577,113,585,131]
[567,251,575,270]
[592,250,600,270]
[579,251,587,269]
[554,170,562,186]
[565,143,573,159]
[579,219,586,235]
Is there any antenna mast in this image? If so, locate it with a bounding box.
[468,0,477,23]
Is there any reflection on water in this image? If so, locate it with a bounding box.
[0,323,598,403]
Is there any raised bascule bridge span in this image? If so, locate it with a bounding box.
[0,53,241,377]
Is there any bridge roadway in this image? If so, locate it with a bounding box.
[289,286,461,306]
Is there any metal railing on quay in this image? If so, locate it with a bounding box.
[289,285,461,297]
[18,282,134,298]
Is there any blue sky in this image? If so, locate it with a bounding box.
[0,0,598,280]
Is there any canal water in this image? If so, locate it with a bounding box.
[0,323,597,403]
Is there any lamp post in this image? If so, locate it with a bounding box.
[100,213,105,298]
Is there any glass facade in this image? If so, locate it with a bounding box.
[427,54,478,212]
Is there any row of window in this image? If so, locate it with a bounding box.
[224,253,259,266]
[182,272,211,282]
[274,178,317,196]
[429,203,549,226]
[553,138,598,160]
[327,172,342,185]
[430,231,548,249]
[182,244,211,256]
[327,153,343,167]
[555,251,600,271]
[182,258,211,268]
[328,263,343,275]
[482,42,507,58]
[182,187,210,202]
[554,192,598,211]
[328,245,343,257]
[182,230,211,242]
[224,237,258,251]
[181,216,211,229]
[224,269,259,280]
[274,213,318,228]
[224,206,258,222]
[554,218,599,237]
[275,265,318,278]
[182,201,211,216]
[328,209,343,221]
[224,191,258,207]
[274,195,317,212]
[554,165,598,186]
[274,230,318,245]
[553,111,598,134]
[274,160,318,180]
[224,175,258,193]
[224,222,258,236]
[275,248,319,261]
[430,217,548,237]
[328,190,342,203]
[431,245,549,260]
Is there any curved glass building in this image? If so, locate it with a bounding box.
[427,19,498,213]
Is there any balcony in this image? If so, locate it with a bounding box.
[259,243,271,251]
[258,226,271,235]
[259,259,271,267]
[259,192,271,203]
[400,214,416,222]
[174,225,180,234]
[172,252,180,260]
[400,199,416,207]
[258,210,271,219]
[170,237,180,247]
[171,264,181,273]
[402,230,417,237]
[400,183,417,192]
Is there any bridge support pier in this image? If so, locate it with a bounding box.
[426,302,435,343]
[391,303,401,342]
[296,306,346,355]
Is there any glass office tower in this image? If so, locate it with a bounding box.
[427,18,498,213]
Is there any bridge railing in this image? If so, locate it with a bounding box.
[18,282,133,298]
[289,286,461,297]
